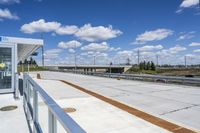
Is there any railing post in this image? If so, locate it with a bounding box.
[48,109,57,133]
[23,74,26,110]
[27,80,31,122]
[33,89,38,133]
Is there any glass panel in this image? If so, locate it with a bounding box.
[0,47,12,89]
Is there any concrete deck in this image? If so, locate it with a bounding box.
[34,78,170,133]
[37,71,200,132]
[0,94,29,133]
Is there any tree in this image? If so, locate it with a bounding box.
[18,61,22,65]
[139,61,146,70]
[146,61,151,70]
[126,58,131,65]
[150,61,156,71]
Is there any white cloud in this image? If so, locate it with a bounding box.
[81,42,109,52]
[133,29,173,44]
[189,42,200,46]
[75,24,122,42]
[135,45,163,51]
[21,19,79,35]
[117,50,133,57]
[193,49,200,53]
[0,8,19,20]
[157,45,186,57]
[176,9,183,13]
[0,0,19,4]
[168,45,187,54]
[176,0,199,13]
[177,31,195,40]
[20,21,122,42]
[56,25,78,35]
[58,40,82,49]
[21,19,61,34]
[109,47,121,52]
[68,49,75,53]
[44,49,62,59]
[180,0,199,8]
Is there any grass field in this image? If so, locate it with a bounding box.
[17,65,48,72]
[126,67,200,77]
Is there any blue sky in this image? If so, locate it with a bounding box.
[0,0,200,65]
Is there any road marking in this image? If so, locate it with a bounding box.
[60,80,199,133]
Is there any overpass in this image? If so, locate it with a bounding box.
[45,65,132,73]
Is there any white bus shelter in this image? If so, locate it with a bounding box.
[0,36,43,97]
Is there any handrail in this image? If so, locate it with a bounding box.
[50,69,200,86]
[23,73,86,133]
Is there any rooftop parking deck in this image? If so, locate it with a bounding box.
[34,78,170,133]
[36,71,200,132]
[1,71,199,133]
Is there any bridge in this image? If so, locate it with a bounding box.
[46,65,132,73]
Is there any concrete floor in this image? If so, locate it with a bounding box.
[0,94,29,133]
[37,71,200,131]
[35,78,170,133]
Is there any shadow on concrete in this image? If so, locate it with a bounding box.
[19,79,23,96]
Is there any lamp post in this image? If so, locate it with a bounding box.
[137,49,140,65]
[74,42,77,73]
[41,33,44,67]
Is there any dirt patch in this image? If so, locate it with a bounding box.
[63,107,76,113]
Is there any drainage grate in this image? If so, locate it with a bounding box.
[0,105,18,111]
[63,107,76,113]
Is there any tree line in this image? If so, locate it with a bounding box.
[18,57,37,66]
[139,61,156,71]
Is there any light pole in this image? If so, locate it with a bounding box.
[184,56,187,68]
[137,49,140,65]
[156,54,159,66]
[74,42,77,73]
[41,33,44,67]
[93,55,96,65]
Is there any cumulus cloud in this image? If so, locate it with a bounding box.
[189,42,200,46]
[177,31,195,40]
[0,8,19,20]
[133,29,173,44]
[135,45,163,51]
[20,20,122,42]
[56,25,78,35]
[180,0,199,8]
[176,0,199,13]
[81,42,110,52]
[0,0,19,4]
[168,45,187,54]
[21,19,79,35]
[68,48,75,53]
[109,47,121,52]
[193,49,200,53]
[117,50,133,57]
[44,49,62,59]
[157,45,186,57]
[75,24,122,42]
[58,40,82,49]
[21,19,61,34]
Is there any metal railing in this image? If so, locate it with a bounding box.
[23,73,86,133]
[51,69,200,86]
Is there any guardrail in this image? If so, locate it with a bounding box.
[23,73,86,133]
[51,69,200,86]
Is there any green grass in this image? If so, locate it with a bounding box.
[126,67,158,74]
[18,65,49,72]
